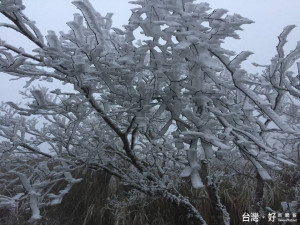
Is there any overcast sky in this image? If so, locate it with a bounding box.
[1,0,300,103]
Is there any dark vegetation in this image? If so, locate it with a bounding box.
[1,163,298,225]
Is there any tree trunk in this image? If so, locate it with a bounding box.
[201,160,230,225]
[255,172,265,214]
[158,190,208,225]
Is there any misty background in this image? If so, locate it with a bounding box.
[0,0,299,103]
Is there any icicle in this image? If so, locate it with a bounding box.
[191,170,204,188]
[46,30,61,49]
[105,13,113,29]
[201,139,214,159]
[180,166,192,177]
[277,25,296,58]
[72,0,105,44]
[7,56,26,70]
[248,156,272,181]
[31,90,47,106]
[229,51,253,69]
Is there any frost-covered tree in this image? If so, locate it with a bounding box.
[0,0,299,224]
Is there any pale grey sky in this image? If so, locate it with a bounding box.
[1,0,300,103]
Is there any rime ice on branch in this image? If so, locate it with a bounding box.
[0,0,299,224]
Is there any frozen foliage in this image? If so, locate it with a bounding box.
[0,0,299,224]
